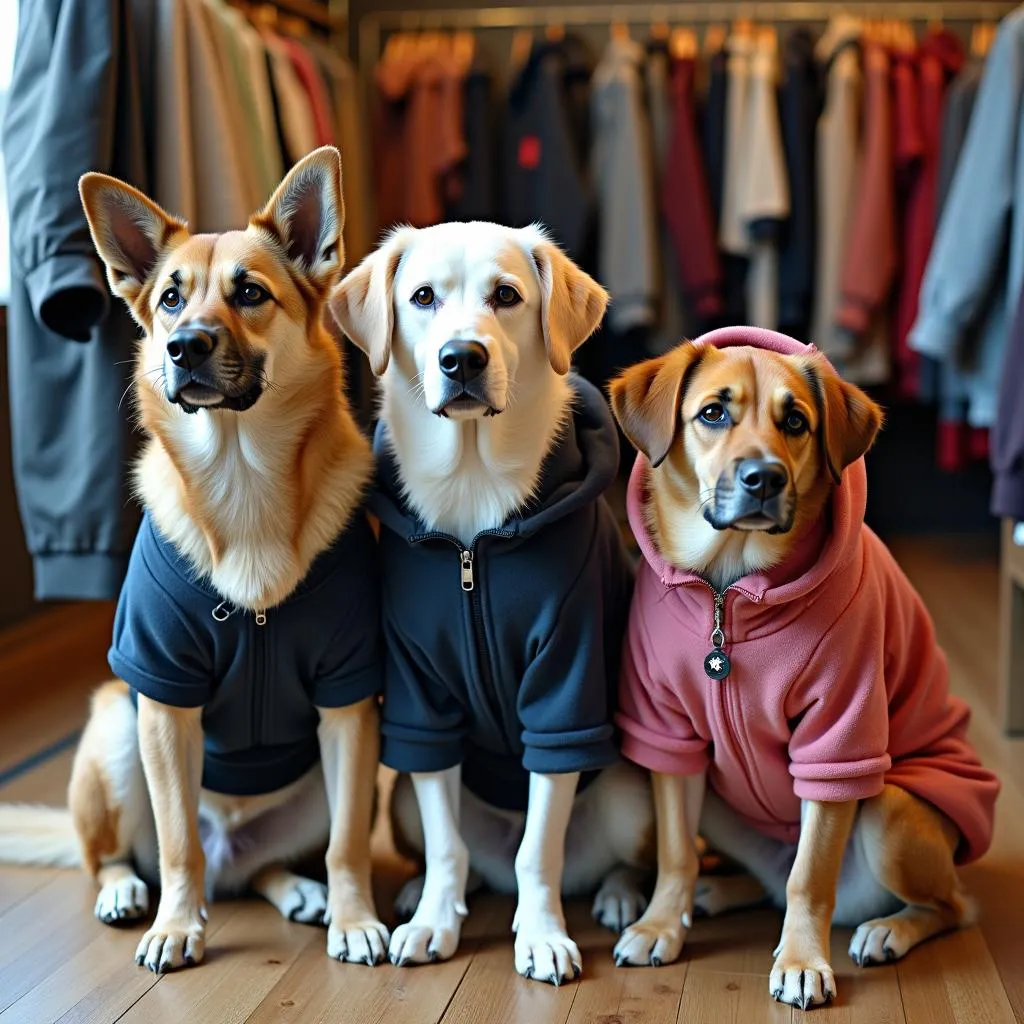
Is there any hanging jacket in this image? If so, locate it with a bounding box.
[777,29,821,338]
[2,0,151,599]
[616,325,1000,864]
[911,11,1024,433]
[281,36,336,149]
[503,38,594,264]
[993,280,1024,519]
[447,58,498,222]
[918,58,983,470]
[895,32,964,402]
[265,32,319,169]
[110,513,382,796]
[835,39,895,385]
[701,45,728,229]
[809,18,860,362]
[592,36,658,333]
[645,41,691,350]
[731,33,790,331]
[371,377,633,813]
[662,54,722,329]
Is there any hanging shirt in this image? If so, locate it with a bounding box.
[592,36,658,332]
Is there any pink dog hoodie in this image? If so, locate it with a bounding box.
[616,326,999,863]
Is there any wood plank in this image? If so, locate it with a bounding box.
[0,873,109,1013]
[440,896,578,1024]
[564,906,687,1024]
[675,970,792,1024]
[683,908,782,977]
[0,867,60,917]
[898,926,1016,1024]
[115,902,317,1024]
[249,892,506,1024]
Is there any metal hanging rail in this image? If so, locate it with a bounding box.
[359,1,1017,71]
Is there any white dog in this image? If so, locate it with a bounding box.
[330,222,654,985]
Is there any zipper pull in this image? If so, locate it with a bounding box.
[460,550,474,592]
[255,610,267,627]
[704,591,731,680]
[212,600,235,623]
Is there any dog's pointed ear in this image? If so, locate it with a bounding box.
[609,343,706,468]
[524,228,608,375]
[329,227,414,376]
[79,173,187,309]
[253,146,346,292]
[803,356,884,483]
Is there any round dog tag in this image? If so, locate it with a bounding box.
[704,649,731,680]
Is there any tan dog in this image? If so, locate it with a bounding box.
[0,149,387,972]
[607,329,999,1010]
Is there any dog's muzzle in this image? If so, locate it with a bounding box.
[433,338,501,417]
[164,323,265,414]
[704,458,795,533]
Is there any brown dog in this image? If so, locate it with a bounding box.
[0,148,387,972]
[607,328,999,1010]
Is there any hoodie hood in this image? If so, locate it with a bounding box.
[372,374,620,543]
[627,325,869,605]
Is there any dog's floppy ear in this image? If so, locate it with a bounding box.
[79,173,187,310]
[803,356,884,483]
[329,227,414,376]
[525,229,608,375]
[253,146,346,292]
[609,342,706,468]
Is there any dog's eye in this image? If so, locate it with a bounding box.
[698,403,728,426]
[412,286,435,308]
[784,411,809,435]
[159,287,182,312]
[493,284,522,308]
[238,283,270,307]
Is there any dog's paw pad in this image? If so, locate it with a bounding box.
[769,960,836,1010]
[850,918,913,967]
[279,878,328,925]
[592,871,648,933]
[95,875,149,925]
[327,918,389,965]
[388,920,460,965]
[514,930,581,985]
[613,918,685,967]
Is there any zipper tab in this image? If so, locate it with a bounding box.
[460,551,474,592]
[711,591,726,649]
[704,590,731,680]
[212,600,234,623]
[255,610,267,627]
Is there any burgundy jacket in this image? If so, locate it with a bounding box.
[894,32,965,399]
[662,56,722,322]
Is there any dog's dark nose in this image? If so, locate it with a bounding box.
[439,340,488,383]
[737,459,788,501]
[166,327,218,371]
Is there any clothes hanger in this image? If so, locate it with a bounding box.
[703,23,727,56]
[610,21,632,43]
[452,30,476,72]
[650,20,671,43]
[510,28,534,72]
[670,27,697,60]
[545,22,566,43]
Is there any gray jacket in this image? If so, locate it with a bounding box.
[910,11,1024,430]
[2,0,152,599]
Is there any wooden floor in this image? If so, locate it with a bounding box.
[1,538,1023,1024]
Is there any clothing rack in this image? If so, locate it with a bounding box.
[246,0,347,32]
[359,1,1016,72]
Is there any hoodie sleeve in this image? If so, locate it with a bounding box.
[516,527,626,776]
[784,595,892,803]
[378,624,467,775]
[312,521,384,709]
[108,561,213,709]
[615,570,711,776]
[910,12,1024,360]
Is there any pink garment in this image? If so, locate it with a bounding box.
[281,38,335,148]
[616,326,999,864]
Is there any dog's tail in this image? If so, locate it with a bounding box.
[0,804,80,868]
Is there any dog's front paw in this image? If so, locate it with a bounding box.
[388,889,467,966]
[613,914,686,967]
[394,874,425,922]
[96,873,149,925]
[513,923,582,986]
[135,911,206,972]
[325,913,389,966]
[769,952,837,1010]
